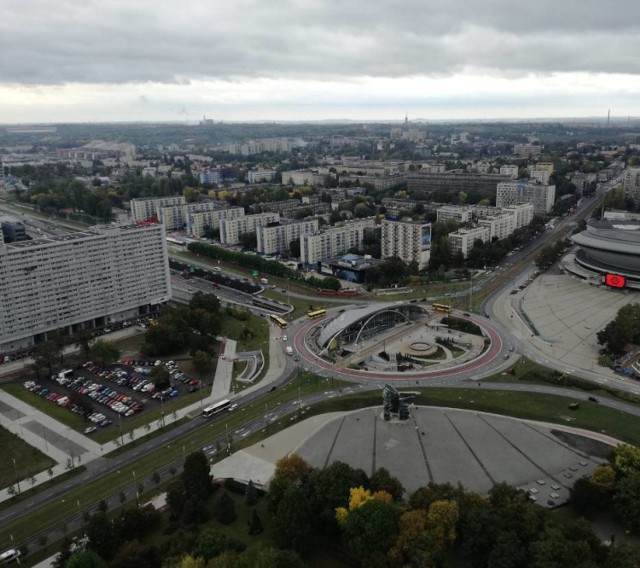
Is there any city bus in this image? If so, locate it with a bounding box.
[432,303,453,313]
[269,314,288,328]
[202,399,231,418]
[307,308,327,319]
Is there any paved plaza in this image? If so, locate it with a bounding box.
[294,407,610,504]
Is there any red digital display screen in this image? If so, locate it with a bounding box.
[605,274,626,289]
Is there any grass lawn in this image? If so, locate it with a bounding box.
[4,371,640,551]
[0,427,55,489]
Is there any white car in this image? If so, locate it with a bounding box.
[282,335,288,341]
[228,403,238,412]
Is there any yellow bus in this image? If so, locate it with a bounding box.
[432,303,452,313]
[269,314,288,328]
[307,308,327,319]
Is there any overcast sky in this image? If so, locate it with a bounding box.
[2,0,640,123]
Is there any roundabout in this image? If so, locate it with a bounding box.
[292,302,509,383]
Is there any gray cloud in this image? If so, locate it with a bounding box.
[2,0,640,85]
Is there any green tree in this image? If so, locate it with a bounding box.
[341,499,399,567]
[245,479,258,506]
[86,512,119,560]
[192,350,213,382]
[90,339,120,367]
[613,473,640,532]
[110,540,159,568]
[33,341,60,377]
[73,327,94,359]
[369,467,404,502]
[149,365,171,390]
[166,479,186,517]
[597,304,640,355]
[238,231,257,250]
[182,450,212,501]
[267,454,313,513]
[215,492,237,525]
[66,550,105,568]
[193,528,232,561]
[189,292,220,315]
[248,509,263,535]
[275,485,314,555]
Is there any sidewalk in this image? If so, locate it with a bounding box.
[0,326,289,503]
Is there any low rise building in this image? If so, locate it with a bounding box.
[449,226,490,258]
[437,206,472,224]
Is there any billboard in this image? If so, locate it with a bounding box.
[420,223,432,251]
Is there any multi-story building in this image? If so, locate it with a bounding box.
[186,207,245,236]
[503,203,535,229]
[407,171,510,194]
[0,224,171,353]
[339,174,405,191]
[496,182,556,214]
[281,170,328,187]
[381,220,431,270]
[219,213,279,245]
[528,167,551,185]
[0,216,27,243]
[0,159,5,188]
[281,203,332,220]
[437,206,472,224]
[158,202,221,231]
[478,213,514,241]
[247,169,276,183]
[130,196,186,223]
[449,227,491,258]
[300,217,376,264]
[199,170,222,186]
[623,168,640,203]
[251,200,300,214]
[513,144,542,158]
[499,165,519,179]
[256,219,320,255]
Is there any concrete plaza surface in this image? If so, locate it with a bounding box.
[215,406,616,506]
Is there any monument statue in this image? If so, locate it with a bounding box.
[382,383,418,421]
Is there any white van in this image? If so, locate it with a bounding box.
[0,549,21,564]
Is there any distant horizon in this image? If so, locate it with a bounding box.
[2,115,640,128]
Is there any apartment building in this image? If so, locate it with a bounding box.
[502,203,535,229]
[199,170,222,186]
[623,168,640,202]
[513,144,542,158]
[0,224,171,353]
[256,219,320,255]
[407,171,510,193]
[219,213,279,245]
[247,169,276,183]
[339,174,405,191]
[0,216,27,243]
[528,167,551,185]
[449,227,490,258]
[478,213,514,241]
[251,200,301,214]
[499,165,519,179]
[158,201,222,231]
[437,206,472,224]
[130,196,186,223]
[300,217,376,264]
[381,220,431,270]
[496,182,556,214]
[186,207,245,237]
[281,170,328,186]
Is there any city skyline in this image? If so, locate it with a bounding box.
[2,0,640,123]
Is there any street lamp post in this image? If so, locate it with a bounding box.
[12,458,20,493]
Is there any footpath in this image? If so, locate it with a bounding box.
[0,325,288,503]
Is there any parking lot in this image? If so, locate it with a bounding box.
[22,360,202,434]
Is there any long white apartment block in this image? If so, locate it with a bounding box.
[257,219,320,255]
[478,213,514,241]
[437,206,472,224]
[449,226,490,258]
[300,217,376,264]
[502,203,534,229]
[247,169,276,183]
[496,181,556,214]
[281,170,327,186]
[219,213,280,245]
[0,224,171,353]
[186,207,245,237]
[159,202,223,231]
[381,219,431,270]
[130,195,186,222]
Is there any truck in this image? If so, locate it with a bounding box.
[260,278,269,285]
